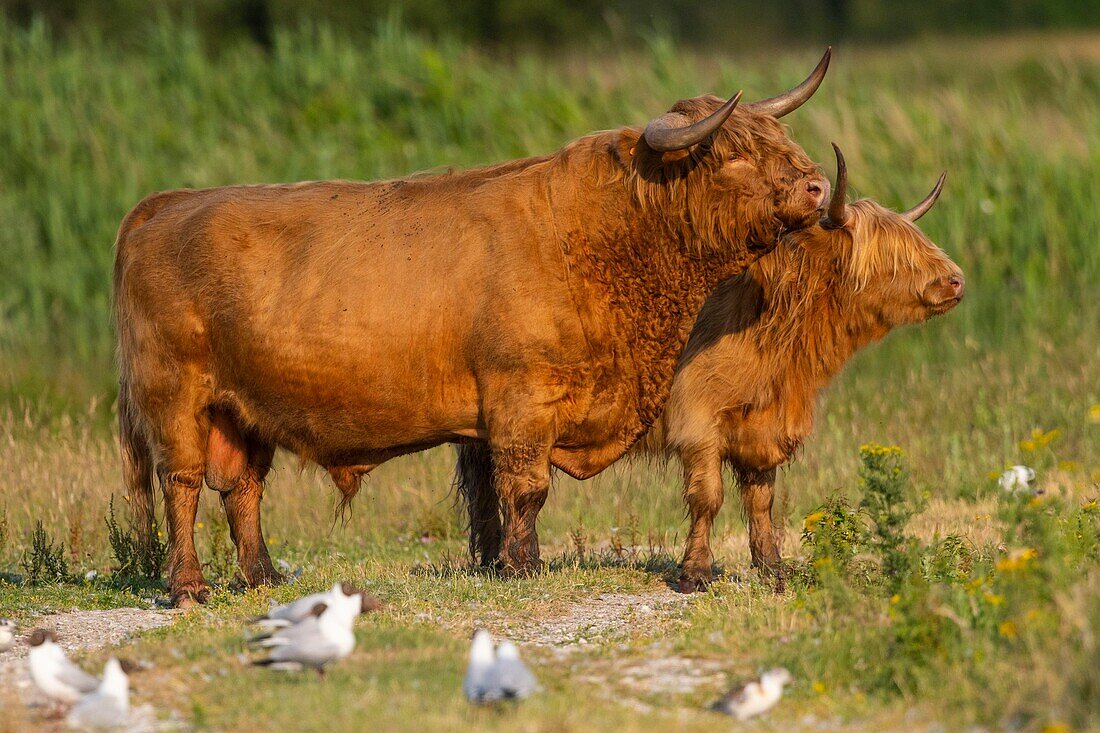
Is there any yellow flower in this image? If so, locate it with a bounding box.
[999,620,1017,639]
[1021,427,1062,452]
[803,511,825,531]
[1058,460,1081,473]
[859,443,904,457]
[1042,722,1070,733]
[1082,500,1098,514]
[983,592,1005,606]
[811,681,826,695]
[1089,403,1100,423]
[996,548,1037,572]
[987,470,1001,480]
[196,522,205,530]
[890,594,901,605]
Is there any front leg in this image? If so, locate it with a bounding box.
[490,440,552,576]
[738,467,783,588]
[677,444,724,593]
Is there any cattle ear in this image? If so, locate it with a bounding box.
[614,129,641,166]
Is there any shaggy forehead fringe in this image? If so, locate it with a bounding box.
[845,200,948,292]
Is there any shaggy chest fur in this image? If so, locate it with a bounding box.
[552,219,758,477]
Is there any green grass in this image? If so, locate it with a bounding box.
[0,18,1098,733]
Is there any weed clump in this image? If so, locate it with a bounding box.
[105,495,166,581]
[21,520,68,585]
[858,443,918,590]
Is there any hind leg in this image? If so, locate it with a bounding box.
[206,410,283,587]
[142,378,213,607]
[738,468,783,589]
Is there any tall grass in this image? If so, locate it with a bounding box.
[0,18,1097,408]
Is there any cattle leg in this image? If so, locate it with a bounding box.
[454,443,503,567]
[491,442,551,576]
[738,467,783,589]
[678,445,724,593]
[205,411,282,588]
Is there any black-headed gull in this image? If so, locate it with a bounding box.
[251,582,380,631]
[0,618,15,653]
[27,629,99,704]
[64,657,129,731]
[250,589,360,676]
[483,640,538,700]
[462,629,495,702]
[999,465,1038,494]
[711,667,792,720]
[464,630,539,703]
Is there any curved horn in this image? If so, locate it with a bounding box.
[745,47,831,119]
[643,91,742,153]
[902,172,946,221]
[823,142,848,228]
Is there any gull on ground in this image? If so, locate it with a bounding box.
[251,582,380,632]
[0,618,16,653]
[250,589,361,676]
[999,465,1038,494]
[27,628,100,704]
[65,657,129,731]
[463,629,495,702]
[711,667,793,721]
[464,630,539,703]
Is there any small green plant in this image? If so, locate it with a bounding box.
[800,494,866,575]
[106,495,166,580]
[0,507,8,565]
[859,443,918,590]
[21,520,68,585]
[919,534,976,583]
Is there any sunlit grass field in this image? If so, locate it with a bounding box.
[0,18,1097,733]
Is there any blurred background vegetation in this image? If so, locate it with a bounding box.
[1,0,1098,48]
[0,3,1097,417]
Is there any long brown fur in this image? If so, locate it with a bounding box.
[458,195,964,589]
[114,94,828,606]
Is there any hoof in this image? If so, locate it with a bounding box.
[171,583,210,608]
[244,567,286,588]
[499,559,543,578]
[677,574,710,594]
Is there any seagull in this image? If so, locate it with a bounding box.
[27,628,100,704]
[999,465,1038,494]
[65,657,129,731]
[251,582,380,631]
[462,629,496,702]
[482,640,538,701]
[464,630,539,703]
[711,667,793,721]
[250,589,360,676]
[0,618,16,653]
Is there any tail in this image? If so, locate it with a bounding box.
[453,443,501,566]
[118,381,157,553]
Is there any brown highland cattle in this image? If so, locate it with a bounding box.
[457,145,964,591]
[115,53,834,606]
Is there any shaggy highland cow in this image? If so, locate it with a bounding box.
[115,53,834,606]
[457,145,964,591]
